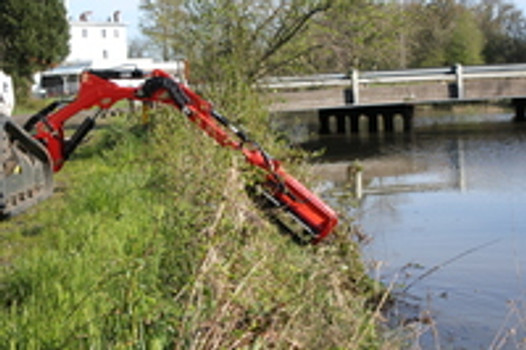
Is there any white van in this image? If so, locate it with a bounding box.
[0,70,15,116]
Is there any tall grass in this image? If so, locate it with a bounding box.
[0,93,397,348]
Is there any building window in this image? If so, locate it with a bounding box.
[102,29,106,38]
[114,29,119,38]
[82,29,88,38]
[103,50,108,59]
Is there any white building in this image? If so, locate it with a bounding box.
[39,10,186,96]
[67,11,128,68]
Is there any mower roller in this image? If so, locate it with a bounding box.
[0,114,53,218]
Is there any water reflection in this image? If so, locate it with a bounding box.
[303,118,526,349]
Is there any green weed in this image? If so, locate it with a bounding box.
[0,98,396,348]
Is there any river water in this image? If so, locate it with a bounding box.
[295,112,526,349]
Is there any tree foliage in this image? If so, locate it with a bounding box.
[308,0,405,71]
[140,0,331,83]
[0,0,69,97]
[476,0,526,63]
[140,0,526,75]
[404,0,484,67]
[446,8,484,65]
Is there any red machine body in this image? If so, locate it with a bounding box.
[5,69,337,243]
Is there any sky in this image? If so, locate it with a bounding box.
[66,0,142,39]
[514,0,526,15]
[516,0,526,11]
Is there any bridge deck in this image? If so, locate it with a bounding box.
[266,65,526,134]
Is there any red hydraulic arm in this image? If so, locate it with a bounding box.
[24,69,338,243]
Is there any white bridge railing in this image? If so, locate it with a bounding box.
[259,63,526,104]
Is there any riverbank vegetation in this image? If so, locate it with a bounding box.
[0,83,401,348]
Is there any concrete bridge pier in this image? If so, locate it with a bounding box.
[512,98,526,122]
[349,112,360,132]
[368,113,379,133]
[319,104,415,135]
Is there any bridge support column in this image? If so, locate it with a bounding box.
[319,110,331,134]
[319,110,348,134]
[403,110,413,131]
[384,112,394,132]
[368,112,378,133]
[512,98,526,122]
[349,113,360,133]
[318,104,414,135]
[336,111,346,133]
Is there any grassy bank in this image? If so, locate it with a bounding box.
[0,104,397,348]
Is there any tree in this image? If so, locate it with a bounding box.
[407,0,484,67]
[139,0,185,61]
[308,0,405,72]
[0,0,69,98]
[476,0,526,63]
[128,37,157,59]
[446,8,484,65]
[140,0,331,83]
